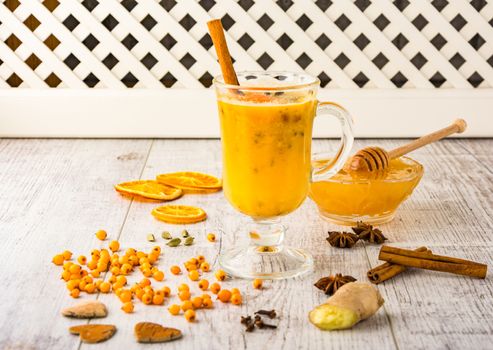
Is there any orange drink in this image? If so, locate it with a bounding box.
[218,97,316,218]
[214,71,354,279]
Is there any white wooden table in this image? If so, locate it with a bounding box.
[0,138,492,350]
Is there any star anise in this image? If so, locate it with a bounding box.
[327,231,359,248]
[314,274,357,295]
[352,221,387,244]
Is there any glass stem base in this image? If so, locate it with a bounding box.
[218,218,313,280]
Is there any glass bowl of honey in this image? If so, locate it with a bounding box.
[309,156,424,225]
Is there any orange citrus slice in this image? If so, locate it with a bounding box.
[152,205,207,224]
[115,180,183,201]
[156,172,222,191]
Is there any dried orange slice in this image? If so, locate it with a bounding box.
[156,172,222,192]
[151,205,207,224]
[115,180,183,201]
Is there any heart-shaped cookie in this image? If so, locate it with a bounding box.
[62,300,107,318]
[69,324,116,343]
[134,322,182,343]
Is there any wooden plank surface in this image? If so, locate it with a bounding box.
[0,138,491,350]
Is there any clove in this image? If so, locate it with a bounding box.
[254,316,277,329]
[255,309,277,319]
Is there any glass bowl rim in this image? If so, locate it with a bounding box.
[213,70,320,91]
[312,156,424,184]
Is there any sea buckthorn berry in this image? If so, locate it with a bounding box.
[83,276,93,284]
[192,297,203,309]
[207,233,216,242]
[62,250,73,260]
[170,265,181,275]
[95,230,107,241]
[135,288,145,300]
[153,294,164,305]
[185,262,197,271]
[200,262,210,272]
[51,254,65,266]
[142,269,153,278]
[188,258,199,266]
[197,255,205,263]
[162,286,171,297]
[148,254,158,264]
[210,283,221,294]
[80,270,88,277]
[188,270,200,281]
[184,309,196,322]
[109,240,120,252]
[151,246,161,255]
[178,290,191,301]
[77,256,87,265]
[142,293,153,305]
[214,270,227,281]
[116,275,127,286]
[61,270,71,281]
[108,275,117,284]
[84,283,96,294]
[52,254,64,265]
[140,262,151,271]
[97,262,108,272]
[181,300,194,311]
[155,290,165,298]
[253,279,263,289]
[129,256,139,266]
[110,266,120,275]
[231,293,242,305]
[119,290,132,303]
[178,283,189,292]
[70,289,80,298]
[136,251,146,259]
[203,298,213,308]
[121,263,132,275]
[143,286,154,295]
[139,257,150,266]
[153,270,165,281]
[231,288,240,295]
[63,261,73,270]
[69,264,81,274]
[198,279,209,291]
[217,289,232,303]
[121,302,134,313]
[168,304,180,315]
[87,260,98,270]
[66,280,79,291]
[140,278,151,287]
[118,256,129,265]
[202,293,211,300]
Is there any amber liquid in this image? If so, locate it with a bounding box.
[309,158,423,218]
[218,98,317,218]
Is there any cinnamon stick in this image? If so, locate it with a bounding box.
[368,247,429,284]
[207,19,239,85]
[378,246,487,279]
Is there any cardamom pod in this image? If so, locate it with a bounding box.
[147,234,155,242]
[161,231,172,240]
[166,238,181,247]
[181,230,189,238]
[184,236,194,246]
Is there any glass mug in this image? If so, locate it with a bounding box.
[213,71,354,279]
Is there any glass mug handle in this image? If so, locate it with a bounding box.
[312,101,354,182]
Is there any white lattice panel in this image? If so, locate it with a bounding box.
[0,0,492,89]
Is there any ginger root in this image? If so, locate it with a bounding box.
[309,282,384,330]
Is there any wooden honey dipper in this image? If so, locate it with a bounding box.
[347,119,467,172]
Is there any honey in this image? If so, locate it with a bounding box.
[309,157,423,225]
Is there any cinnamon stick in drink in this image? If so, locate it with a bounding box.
[378,246,487,279]
[368,247,429,284]
[207,19,239,85]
